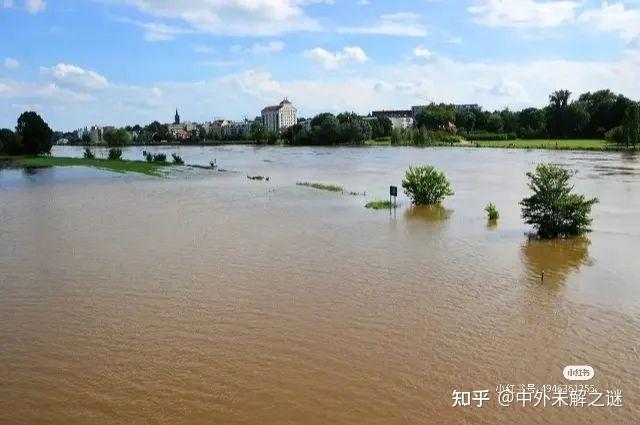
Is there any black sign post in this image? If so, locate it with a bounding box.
[389,185,398,210]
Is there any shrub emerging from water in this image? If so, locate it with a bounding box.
[172,153,184,165]
[365,200,395,210]
[520,164,598,238]
[108,148,123,160]
[485,203,499,220]
[402,165,454,205]
[83,148,95,159]
[296,182,343,192]
[144,152,167,163]
[247,175,269,181]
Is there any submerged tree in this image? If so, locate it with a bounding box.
[520,164,598,238]
[402,165,454,205]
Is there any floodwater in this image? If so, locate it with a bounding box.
[1,145,639,424]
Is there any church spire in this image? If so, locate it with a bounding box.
[174,108,180,125]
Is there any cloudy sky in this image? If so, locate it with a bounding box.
[1,0,639,130]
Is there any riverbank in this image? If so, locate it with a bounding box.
[363,137,638,151]
[1,156,171,176]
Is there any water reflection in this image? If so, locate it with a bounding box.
[22,166,49,176]
[404,205,453,222]
[520,236,591,286]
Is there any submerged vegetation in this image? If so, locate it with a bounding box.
[520,164,598,238]
[365,200,396,210]
[247,175,269,181]
[402,166,454,205]
[144,151,168,164]
[171,153,184,165]
[296,182,343,192]
[108,148,123,160]
[485,203,499,221]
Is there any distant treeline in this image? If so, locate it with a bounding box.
[283,113,393,146]
[413,89,639,145]
[285,89,639,147]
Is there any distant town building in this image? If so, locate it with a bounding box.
[261,98,297,132]
[371,110,414,130]
[174,108,181,125]
[211,119,232,137]
[89,125,104,144]
[223,120,252,138]
[455,104,480,111]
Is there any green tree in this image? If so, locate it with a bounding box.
[549,90,571,108]
[520,164,598,238]
[415,107,455,130]
[500,109,519,134]
[455,110,476,133]
[283,123,302,145]
[486,113,504,133]
[622,102,640,147]
[337,112,371,144]
[81,133,91,145]
[376,116,393,137]
[15,111,53,155]
[310,113,340,144]
[250,118,266,143]
[0,128,23,155]
[402,165,454,205]
[518,108,547,138]
[103,128,132,147]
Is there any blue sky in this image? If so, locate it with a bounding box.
[1,0,639,130]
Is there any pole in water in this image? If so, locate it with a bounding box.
[541,271,545,282]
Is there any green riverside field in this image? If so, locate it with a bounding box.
[2,156,169,176]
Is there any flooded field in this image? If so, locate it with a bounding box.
[1,146,639,424]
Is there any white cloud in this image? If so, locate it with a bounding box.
[578,2,640,44]
[2,0,15,9]
[413,46,433,59]
[193,44,215,54]
[337,12,428,37]
[469,0,579,28]
[25,0,46,14]
[4,57,20,69]
[304,46,368,69]
[112,0,323,37]
[479,80,529,101]
[40,63,109,91]
[3,52,640,129]
[118,18,193,41]
[248,41,285,54]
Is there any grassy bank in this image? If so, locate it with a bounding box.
[296,181,343,192]
[364,137,638,151]
[4,156,169,176]
[470,139,613,150]
[365,200,396,210]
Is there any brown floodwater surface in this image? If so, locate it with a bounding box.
[1,146,639,424]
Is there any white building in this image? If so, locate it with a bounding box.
[261,98,297,132]
[371,110,414,130]
[222,120,252,138]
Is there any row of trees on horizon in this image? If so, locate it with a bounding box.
[1,88,639,155]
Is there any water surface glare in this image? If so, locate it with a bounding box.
[1,146,639,424]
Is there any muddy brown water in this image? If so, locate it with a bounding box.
[1,146,639,424]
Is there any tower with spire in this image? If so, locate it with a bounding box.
[174,108,180,125]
